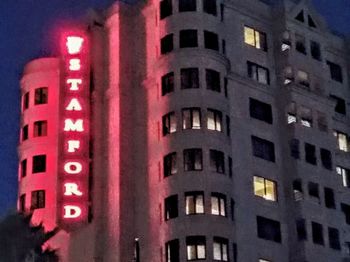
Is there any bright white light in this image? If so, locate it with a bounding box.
[63,205,82,218]
[66,36,84,55]
[64,162,83,174]
[64,119,84,132]
[67,79,82,91]
[64,183,83,196]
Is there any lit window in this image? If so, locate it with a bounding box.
[180,30,198,48]
[162,72,174,96]
[244,26,267,51]
[249,98,273,124]
[286,102,297,124]
[181,68,199,89]
[21,159,27,178]
[211,193,226,216]
[210,150,225,174]
[336,166,350,188]
[161,34,174,54]
[32,155,46,173]
[259,259,271,262]
[160,0,172,19]
[203,0,217,16]
[23,92,29,110]
[165,195,178,220]
[165,239,179,262]
[293,180,303,201]
[184,149,202,171]
[296,70,309,88]
[247,61,269,85]
[330,95,346,115]
[186,236,206,260]
[320,148,332,170]
[34,87,48,105]
[185,191,204,215]
[33,120,47,137]
[257,216,281,243]
[283,66,293,85]
[207,109,222,131]
[164,152,177,177]
[300,106,312,127]
[213,237,228,261]
[295,34,306,54]
[22,125,28,141]
[287,114,297,124]
[311,222,324,245]
[206,69,221,92]
[253,176,277,201]
[251,136,275,162]
[304,143,316,165]
[163,112,177,135]
[183,108,201,129]
[179,0,196,12]
[204,31,219,51]
[31,190,45,210]
[333,131,349,152]
[327,61,343,83]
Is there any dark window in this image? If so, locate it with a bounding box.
[324,187,335,209]
[204,31,219,51]
[220,4,224,21]
[180,30,198,48]
[161,34,174,54]
[296,219,307,240]
[308,15,316,28]
[160,0,172,19]
[186,236,206,260]
[251,136,275,162]
[328,227,341,250]
[341,203,350,225]
[293,180,303,201]
[23,92,29,110]
[320,148,332,170]
[207,109,222,131]
[226,116,230,137]
[232,243,237,262]
[182,108,201,129]
[330,95,346,115]
[295,34,306,54]
[230,199,235,220]
[290,139,300,159]
[295,10,304,22]
[228,157,232,177]
[257,216,282,243]
[210,150,225,173]
[206,69,220,92]
[222,39,226,55]
[185,191,204,215]
[184,149,202,171]
[304,143,316,165]
[165,195,178,220]
[310,41,321,61]
[162,72,174,96]
[19,194,25,212]
[179,0,196,12]
[247,61,270,85]
[312,222,324,245]
[34,87,48,105]
[163,112,177,135]
[22,125,28,141]
[31,190,45,210]
[249,98,273,124]
[166,239,180,262]
[21,159,27,178]
[32,155,46,173]
[181,68,199,89]
[164,152,177,177]
[308,182,319,199]
[203,0,217,16]
[33,121,47,137]
[213,237,228,261]
[327,61,343,83]
[224,78,228,97]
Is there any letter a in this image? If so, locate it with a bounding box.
[66,98,82,111]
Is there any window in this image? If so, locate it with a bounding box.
[308,182,319,200]
[330,95,346,115]
[184,149,202,171]
[222,39,226,55]
[341,203,350,224]
[34,87,48,105]
[226,116,230,137]
[186,236,206,260]
[183,108,201,129]
[293,180,303,201]
[211,193,226,216]
[224,78,228,97]
[179,0,196,12]
[203,0,217,16]
[210,150,225,173]
[283,66,293,85]
[244,26,267,51]
[289,139,300,159]
[165,195,178,220]
[253,176,277,201]
[161,34,174,54]
[311,222,324,245]
[32,155,46,173]
[300,106,312,127]
[327,61,343,83]
[310,41,321,60]
[213,237,228,261]
[206,69,220,92]
[19,194,26,212]
[256,216,282,243]
[180,30,198,48]
[166,239,180,262]
[162,72,174,96]
[181,68,199,89]
[204,31,219,51]
[207,109,222,131]
[164,152,177,177]
[317,111,327,132]
[185,191,204,215]
[23,92,29,110]
[324,187,335,209]
[295,10,304,22]
[320,148,332,170]
[328,227,341,250]
[160,0,172,19]
[296,219,307,240]
[296,70,309,88]
[308,15,317,28]
[333,131,349,152]
[251,136,275,162]
[228,157,232,177]
[163,112,177,135]
[249,98,273,124]
[295,34,306,54]
[33,120,47,137]
[337,167,350,188]
[304,143,316,165]
[22,125,28,141]
[31,190,45,210]
[259,259,271,262]
[247,61,270,85]
[230,199,235,220]
[346,242,350,256]
[232,243,237,262]
[21,159,27,178]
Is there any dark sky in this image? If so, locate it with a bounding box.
[0,0,349,218]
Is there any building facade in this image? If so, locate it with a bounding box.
[18,0,350,261]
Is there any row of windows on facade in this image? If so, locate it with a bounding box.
[21,121,47,141]
[163,108,230,136]
[20,155,46,177]
[19,190,45,211]
[160,0,221,20]
[22,87,48,111]
[161,68,227,96]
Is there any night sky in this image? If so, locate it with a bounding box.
[0,0,349,218]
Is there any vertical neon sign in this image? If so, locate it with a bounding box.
[58,31,90,228]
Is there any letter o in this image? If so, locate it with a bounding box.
[64,162,82,174]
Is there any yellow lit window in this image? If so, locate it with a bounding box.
[244,27,255,46]
[254,176,277,201]
[244,26,267,51]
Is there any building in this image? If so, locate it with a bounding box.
[17,0,350,261]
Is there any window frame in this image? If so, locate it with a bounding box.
[34,87,48,105]
[207,109,222,131]
[165,194,178,220]
[247,61,270,85]
[205,69,221,92]
[213,237,229,261]
[161,34,174,54]
[33,120,47,137]
[243,26,267,51]
[185,191,205,215]
[209,149,225,174]
[163,111,177,136]
[184,148,203,171]
[164,152,177,177]
[180,29,198,48]
[162,72,175,96]
[186,236,206,260]
[182,108,201,130]
[32,155,46,173]
[251,136,275,162]
[253,176,277,202]
[31,190,45,210]
[211,193,226,217]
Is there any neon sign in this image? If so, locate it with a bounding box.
[58,31,90,228]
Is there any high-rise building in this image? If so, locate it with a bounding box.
[18,0,350,261]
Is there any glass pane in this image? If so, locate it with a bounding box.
[255,31,261,49]
[338,133,349,151]
[244,27,255,46]
[197,245,205,259]
[171,155,177,174]
[170,114,177,133]
[265,180,276,201]
[207,111,215,130]
[194,150,202,170]
[211,197,219,215]
[192,110,201,129]
[213,242,221,260]
[220,198,226,216]
[222,243,228,261]
[196,195,204,213]
[257,67,267,84]
[183,110,191,129]
[186,196,194,214]
[254,176,265,198]
[187,245,195,260]
[216,114,222,131]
